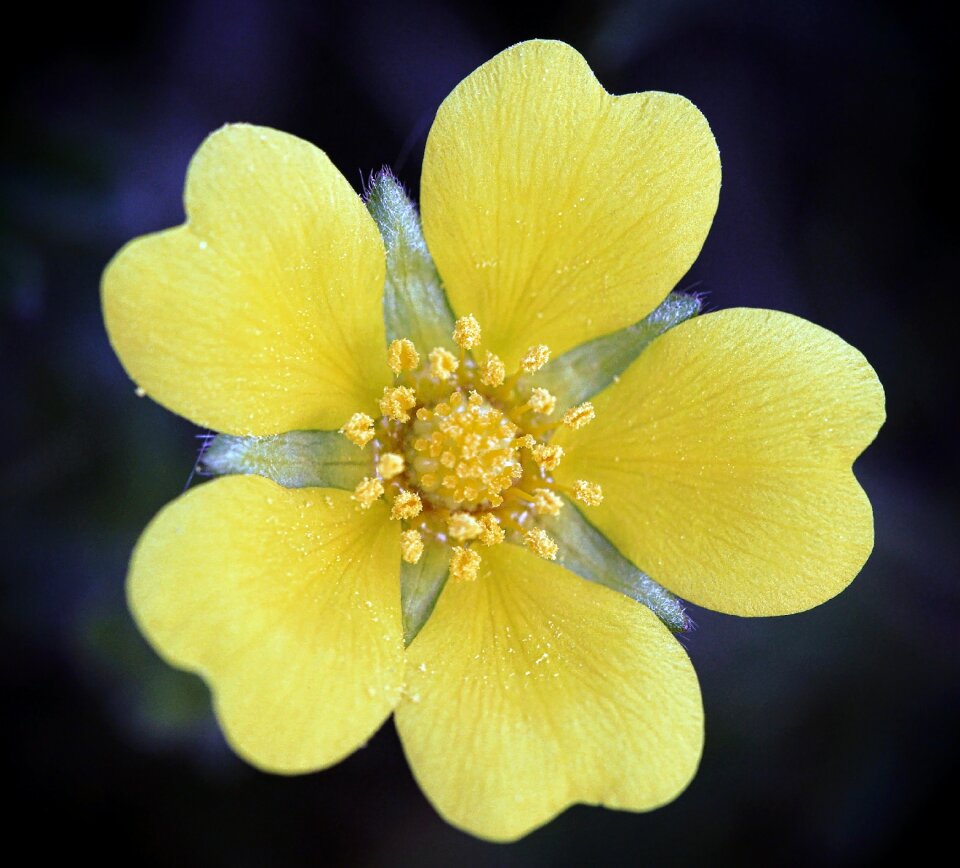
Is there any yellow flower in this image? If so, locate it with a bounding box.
[101,40,884,842]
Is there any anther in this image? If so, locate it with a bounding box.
[400,529,424,564]
[339,412,375,448]
[453,314,482,350]
[391,489,423,521]
[532,443,564,470]
[450,547,482,582]
[377,452,405,480]
[479,351,506,387]
[562,401,596,429]
[448,512,482,542]
[352,477,384,509]
[524,528,558,560]
[520,344,551,373]
[533,488,564,516]
[477,513,505,546]
[527,387,557,415]
[387,338,420,374]
[379,385,417,422]
[429,347,459,381]
[573,479,604,506]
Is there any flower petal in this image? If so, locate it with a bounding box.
[555,309,885,616]
[395,544,702,842]
[128,476,403,772]
[103,124,389,435]
[421,40,720,368]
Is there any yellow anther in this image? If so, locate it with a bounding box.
[390,489,422,521]
[533,488,564,516]
[448,511,482,542]
[562,401,596,429]
[429,347,459,380]
[477,514,505,546]
[453,314,482,350]
[379,385,417,422]
[416,407,432,421]
[352,477,384,509]
[520,344,551,373]
[573,479,604,506]
[532,443,564,470]
[339,412,375,448]
[515,434,537,450]
[479,351,506,387]
[467,390,484,407]
[377,452,405,480]
[387,338,420,374]
[400,529,424,564]
[450,547,482,582]
[524,528,558,560]
[527,387,557,415]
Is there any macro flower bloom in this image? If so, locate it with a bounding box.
[102,40,884,841]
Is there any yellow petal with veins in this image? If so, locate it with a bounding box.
[103,124,389,435]
[555,309,885,616]
[128,476,403,773]
[396,544,702,842]
[421,40,720,369]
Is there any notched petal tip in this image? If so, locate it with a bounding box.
[557,308,885,617]
[396,544,703,841]
[128,477,404,774]
[103,124,389,435]
[421,40,721,367]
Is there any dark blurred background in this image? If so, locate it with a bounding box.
[2,1,954,865]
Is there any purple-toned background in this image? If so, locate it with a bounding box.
[2,1,954,864]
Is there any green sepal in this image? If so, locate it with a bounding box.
[400,543,450,646]
[526,292,701,411]
[199,431,367,490]
[538,497,691,633]
[365,170,457,350]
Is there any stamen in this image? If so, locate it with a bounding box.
[573,479,604,506]
[429,347,459,381]
[448,512,482,542]
[450,547,481,582]
[532,443,564,470]
[377,452,405,480]
[400,529,424,564]
[387,338,420,374]
[526,387,556,415]
[520,344,551,373]
[533,488,564,516]
[339,412,375,448]
[477,514,505,546]
[380,385,417,422]
[524,528,558,560]
[352,477,384,509]
[453,314,482,350]
[391,489,423,521]
[562,401,596,429]
[348,320,602,579]
[479,351,506,387]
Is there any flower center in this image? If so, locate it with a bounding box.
[408,391,521,510]
[338,315,603,581]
